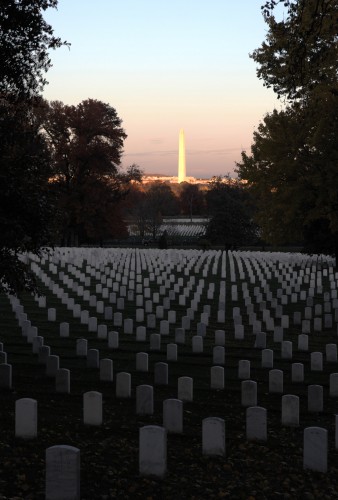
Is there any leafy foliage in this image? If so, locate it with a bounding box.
[238,0,338,259]
[253,0,338,101]
[41,99,141,244]
[0,0,68,100]
[205,177,257,249]
[178,183,205,219]
[237,92,338,243]
[0,1,64,294]
[127,182,179,240]
[0,100,56,294]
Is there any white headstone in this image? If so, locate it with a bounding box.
[261,349,273,368]
[212,346,225,366]
[86,349,99,369]
[192,335,203,353]
[15,398,37,438]
[291,363,304,383]
[60,322,69,338]
[303,427,327,473]
[163,398,183,433]
[241,380,257,407]
[136,385,154,415]
[310,352,323,371]
[97,324,107,340]
[326,344,337,363]
[298,334,309,351]
[202,417,225,456]
[150,333,161,351]
[210,366,224,390]
[281,394,299,426]
[329,373,338,397]
[136,352,149,372]
[308,385,323,413]
[83,391,102,426]
[166,344,177,362]
[47,308,56,322]
[238,360,250,379]
[215,330,225,346]
[76,338,87,357]
[55,369,70,394]
[99,359,113,382]
[116,372,131,398]
[177,376,193,402]
[154,362,168,385]
[139,426,166,478]
[46,355,60,377]
[46,445,80,500]
[246,406,267,441]
[88,317,98,333]
[269,369,283,393]
[108,331,119,349]
[281,341,293,359]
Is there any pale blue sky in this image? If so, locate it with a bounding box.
[44,1,284,177]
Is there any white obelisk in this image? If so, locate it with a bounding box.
[178,128,186,183]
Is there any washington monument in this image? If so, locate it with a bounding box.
[178,128,186,183]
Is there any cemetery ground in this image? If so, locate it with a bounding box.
[0,249,338,498]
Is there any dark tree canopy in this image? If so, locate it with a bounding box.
[0,0,67,100]
[237,94,338,252]
[205,177,257,249]
[179,183,205,219]
[0,100,56,294]
[144,182,179,217]
[253,0,338,101]
[125,182,179,241]
[238,0,338,261]
[41,99,140,245]
[0,0,64,294]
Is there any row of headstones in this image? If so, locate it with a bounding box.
[40,247,335,290]
[31,260,226,334]
[15,382,336,441]
[25,254,336,360]
[11,275,226,370]
[35,250,222,299]
[236,257,338,292]
[36,250,338,345]
[44,418,336,498]
[234,300,338,334]
[231,280,338,336]
[25,264,338,358]
[36,248,338,342]
[252,332,338,363]
[34,249,338,356]
[35,252,228,338]
[233,250,335,277]
[4,328,338,393]
[43,247,224,278]
[19,252,338,374]
[6,294,338,407]
[231,253,337,307]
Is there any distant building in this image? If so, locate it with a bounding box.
[141,174,202,185]
[141,174,238,187]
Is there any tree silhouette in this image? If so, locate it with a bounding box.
[42,99,141,245]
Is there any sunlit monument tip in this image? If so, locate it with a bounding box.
[178,128,186,183]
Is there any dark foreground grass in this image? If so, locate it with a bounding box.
[0,251,338,499]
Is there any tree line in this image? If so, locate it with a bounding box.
[236,0,338,262]
[123,177,257,247]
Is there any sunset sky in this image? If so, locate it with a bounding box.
[44,1,285,178]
